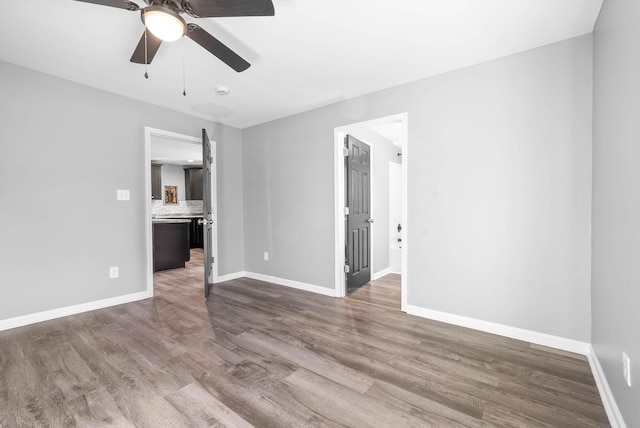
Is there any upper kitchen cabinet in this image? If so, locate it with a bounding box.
[151,163,162,200]
[184,167,203,200]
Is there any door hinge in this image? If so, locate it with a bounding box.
[344,264,350,273]
[344,207,349,215]
[343,147,349,157]
[211,256,215,263]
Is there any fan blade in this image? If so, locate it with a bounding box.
[130,30,163,64]
[187,24,250,72]
[184,0,274,17]
[74,0,139,11]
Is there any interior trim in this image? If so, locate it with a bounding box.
[588,345,628,428]
[144,126,219,291]
[333,113,409,310]
[214,271,247,283]
[0,290,152,332]
[244,272,337,297]
[372,267,392,280]
[406,304,591,355]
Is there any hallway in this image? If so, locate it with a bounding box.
[346,273,401,311]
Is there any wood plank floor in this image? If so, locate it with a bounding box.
[0,250,609,427]
[346,273,401,310]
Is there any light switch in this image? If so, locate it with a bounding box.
[117,189,130,201]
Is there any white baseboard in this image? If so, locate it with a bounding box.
[0,269,333,332]
[405,304,591,355]
[214,271,247,283]
[588,345,627,428]
[244,272,337,297]
[372,268,392,280]
[0,290,153,332]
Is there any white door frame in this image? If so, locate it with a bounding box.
[144,127,219,295]
[334,113,408,311]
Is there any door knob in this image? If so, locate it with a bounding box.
[366,218,375,223]
[198,218,212,225]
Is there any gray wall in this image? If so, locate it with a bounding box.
[592,0,640,425]
[242,107,337,284]
[242,35,593,341]
[211,122,245,275]
[350,129,401,275]
[161,164,186,201]
[0,60,244,321]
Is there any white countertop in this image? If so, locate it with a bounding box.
[152,214,203,219]
[152,218,192,224]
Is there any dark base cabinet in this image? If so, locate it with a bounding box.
[153,222,190,272]
[190,218,204,249]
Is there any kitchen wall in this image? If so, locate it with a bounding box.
[0,60,244,322]
[242,34,593,342]
[160,164,187,201]
[592,0,640,425]
[151,163,204,217]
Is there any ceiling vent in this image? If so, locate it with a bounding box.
[215,86,231,96]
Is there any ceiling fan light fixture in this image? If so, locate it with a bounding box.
[142,6,186,42]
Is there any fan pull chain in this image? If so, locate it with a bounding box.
[182,37,187,96]
[144,28,149,79]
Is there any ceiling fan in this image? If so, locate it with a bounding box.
[75,0,275,72]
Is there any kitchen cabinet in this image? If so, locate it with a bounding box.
[184,167,203,200]
[151,164,162,200]
[190,218,204,249]
[153,220,190,271]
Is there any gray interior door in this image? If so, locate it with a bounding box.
[202,129,214,297]
[346,134,372,293]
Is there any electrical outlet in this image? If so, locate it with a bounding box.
[263,252,269,261]
[623,352,632,387]
[116,189,130,201]
[109,266,119,279]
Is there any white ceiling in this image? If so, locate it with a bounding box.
[151,134,203,165]
[0,0,602,129]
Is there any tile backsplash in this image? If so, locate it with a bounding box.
[152,200,203,216]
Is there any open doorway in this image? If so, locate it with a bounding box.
[143,127,218,297]
[334,113,408,311]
